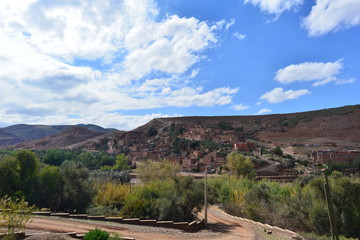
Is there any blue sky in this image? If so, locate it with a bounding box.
[0,0,359,130]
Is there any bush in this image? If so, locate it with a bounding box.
[90,170,131,184]
[92,182,130,209]
[271,146,283,156]
[84,229,109,240]
[87,206,120,216]
[0,196,34,238]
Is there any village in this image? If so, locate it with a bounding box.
[86,121,360,178]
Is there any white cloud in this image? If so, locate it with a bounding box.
[165,87,239,107]
[123,15,218,80]
[275,59,344,86]
[255,108,272,114]
[303,0,360,37]
[335,78,356,85]
[233,32,246,40]
[231,104,250,110]
[244,0,303,16]
[0,0,237,129]
[226,19,236,30]
[260,87,310,103]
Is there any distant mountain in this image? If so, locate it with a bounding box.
[0,129,23,146]
[0,124,117,147]
[13,126,106,149]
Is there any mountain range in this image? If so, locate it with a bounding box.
[0,124,116,148]
[1,104,360,156]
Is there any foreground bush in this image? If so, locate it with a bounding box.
[208,175,360,239]
[84,229,123,240]
[0,196,34,239]
[84,229,109,240]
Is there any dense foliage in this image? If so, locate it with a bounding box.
[1,148,360,239]
[0,149,124,212]
[135,159,180,183]
[208,174,360,239]
[120,176,203,221]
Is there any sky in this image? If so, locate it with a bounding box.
[0,0,359,130]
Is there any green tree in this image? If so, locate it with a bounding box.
[43,149,75,166]
[226,152,255,179]
[271,146,283,156]
[60,161,95,212]
[136,159,180,183]
[14,150,39,200]
[99,154,115,167]
[0,157,20,197]
[77,152,97,169]
[112,154,130,171]
[36,165,62,210]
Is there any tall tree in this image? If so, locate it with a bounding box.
[60,161,94,212]
[226,152,255,179]
[136,159,180,183]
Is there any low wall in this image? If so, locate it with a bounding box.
[32,211,204,231]
[219,210,303,240]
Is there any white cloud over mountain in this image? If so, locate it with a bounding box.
[255,108,272,114]
[0,0,237,129]
[231,104,250,111]
[260,87,310,103]
[303,0,360,37]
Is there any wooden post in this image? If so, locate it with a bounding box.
[204,166,208,227]
[324,173,339,240]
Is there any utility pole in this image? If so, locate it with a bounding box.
[324,170,339,240]
[204,166,208,227]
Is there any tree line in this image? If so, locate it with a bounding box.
[1,149,359,239]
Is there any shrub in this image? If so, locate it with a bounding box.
[87,206,120,217]
[226,152,255,179]
[271,146,283,156]
[92,183,130,209]
[84,229,109,240]
[0,196,34,239]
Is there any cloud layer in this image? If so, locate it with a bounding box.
[0,0,238,129]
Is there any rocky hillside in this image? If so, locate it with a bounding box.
[63,105,360,170]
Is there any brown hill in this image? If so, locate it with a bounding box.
[13,126,106,150]
[71,104,360,157]
[0,124,116,147]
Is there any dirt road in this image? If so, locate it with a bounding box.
[26,207,294,240]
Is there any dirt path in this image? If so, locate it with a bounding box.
[26,207,294,240]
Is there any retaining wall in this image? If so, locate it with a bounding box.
[220,210,304,240]
[32,211,204,231]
